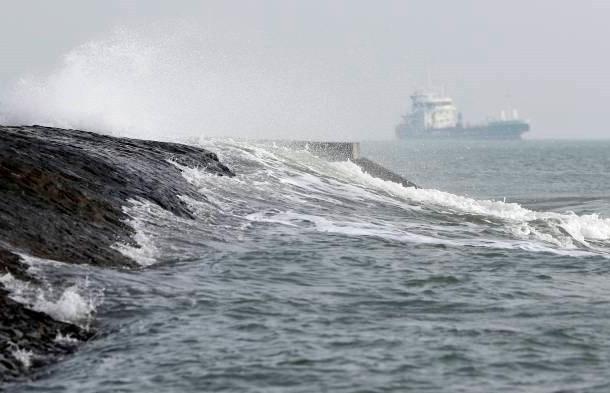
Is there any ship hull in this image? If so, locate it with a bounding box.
[396,121,530,140]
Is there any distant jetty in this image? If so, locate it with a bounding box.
[268,140,417,188]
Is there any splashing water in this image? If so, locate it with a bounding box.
[11,348,34,369]
[0,26,346,141]
[33,284,98,328]
[107,140,610,270]
[1,269,101,329]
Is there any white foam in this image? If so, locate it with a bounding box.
[332,161,610,248]
[175,141,610,257]
[53,332,80,345]
[245,209,599,257]
[113,199,162,266]
[113,229,159,267]
[117,140,610,258]
[11,347,34,369]
[1,271,100,328]
[33,285,97,327]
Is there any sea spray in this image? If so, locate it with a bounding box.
[0,26,344,141]
[1,270,102,329]
[33,284,99,329]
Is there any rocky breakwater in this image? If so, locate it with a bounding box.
[0,125,234,381]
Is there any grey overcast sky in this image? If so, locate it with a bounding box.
[1,0,609,139]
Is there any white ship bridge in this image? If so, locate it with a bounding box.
[408,91,459,132]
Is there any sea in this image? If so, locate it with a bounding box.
[6,138,610,392]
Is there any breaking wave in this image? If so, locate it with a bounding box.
[113,140,610,267]
[333,161,610,247]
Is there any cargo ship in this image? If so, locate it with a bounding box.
[395,90,530,139]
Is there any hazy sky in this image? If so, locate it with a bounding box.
[1,0,609,139]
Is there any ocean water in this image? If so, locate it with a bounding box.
[7,139,610,392]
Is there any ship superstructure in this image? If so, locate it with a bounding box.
[395,90,529,139]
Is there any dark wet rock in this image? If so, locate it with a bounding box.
[0,125,234,382]
[353,157,418,189]
[0,125,233,268]
[0,248,37,283]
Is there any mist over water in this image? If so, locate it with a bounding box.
[0,25,348,141]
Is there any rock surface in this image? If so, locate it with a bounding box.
[0,125,233,268]
[0,125,234,382]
